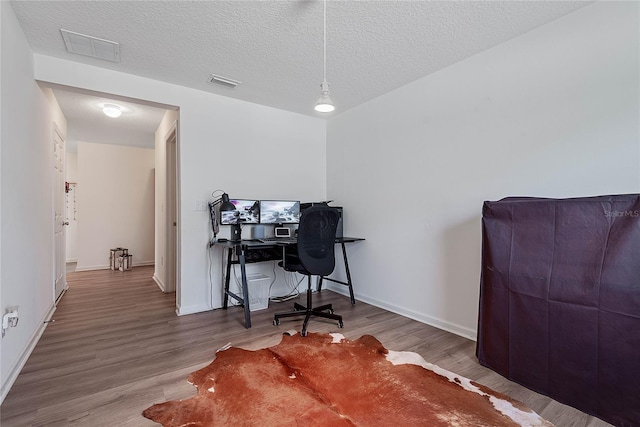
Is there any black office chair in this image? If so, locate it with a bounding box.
[273,205,343,336]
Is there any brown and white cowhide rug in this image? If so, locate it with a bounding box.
[143,332,553,426]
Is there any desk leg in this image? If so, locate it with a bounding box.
[317,242,356,305]
[223,248,233,309]
[238,246,251,328]
[341,242,356,305]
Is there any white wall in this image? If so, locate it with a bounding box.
[32,55,327,315]
[326,1,640,339]
[76,142,155,270]
[0,0,4,402]
[69,120,155,150]
[1,4,4,377]
[175,94,326,313]
[0,2,67,401]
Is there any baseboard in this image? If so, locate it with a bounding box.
[65,258,78,263]
[1,303,56,405]
[325,284,477,341]
[75,260,155,272]
[152,274,167,292]
[75,264,110,271]
[175,302,213,316]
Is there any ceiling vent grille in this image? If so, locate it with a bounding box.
[207,74,241,88]
[60,29,120,63]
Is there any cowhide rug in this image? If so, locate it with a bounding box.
[143,332,553,426]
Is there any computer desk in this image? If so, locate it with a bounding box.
[216,237,365,328]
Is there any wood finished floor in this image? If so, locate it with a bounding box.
[1,265,612,426]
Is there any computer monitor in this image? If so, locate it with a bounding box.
[259,200,300,224]
[220,199,260,225]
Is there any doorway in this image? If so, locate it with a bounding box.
[48,88,178,304]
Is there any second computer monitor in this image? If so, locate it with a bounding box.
[259,200,300,224]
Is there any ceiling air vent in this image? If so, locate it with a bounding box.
[207,74,241,88]
[60,29,120,63]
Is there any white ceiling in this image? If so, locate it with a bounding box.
[51,89,168,136]
[11,0,592,136]
[50,89,169,151]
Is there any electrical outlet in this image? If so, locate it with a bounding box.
[2,306,19,331]
[194,200,207,211]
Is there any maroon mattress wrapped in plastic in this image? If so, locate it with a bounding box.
[477,195,640,427]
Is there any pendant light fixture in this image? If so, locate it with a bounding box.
[314,0,335,113]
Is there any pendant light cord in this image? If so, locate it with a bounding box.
[323,0,327,82]
[314,0,334,112]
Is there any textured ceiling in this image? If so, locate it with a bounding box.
[12,0,591,133]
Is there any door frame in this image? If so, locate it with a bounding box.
[164,121,180,296]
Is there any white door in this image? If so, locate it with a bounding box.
[54,126,66,301]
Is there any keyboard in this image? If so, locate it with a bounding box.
[258,237,297,244]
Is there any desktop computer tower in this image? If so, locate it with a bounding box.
[252,225,266,239]
[301,203,343,238]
